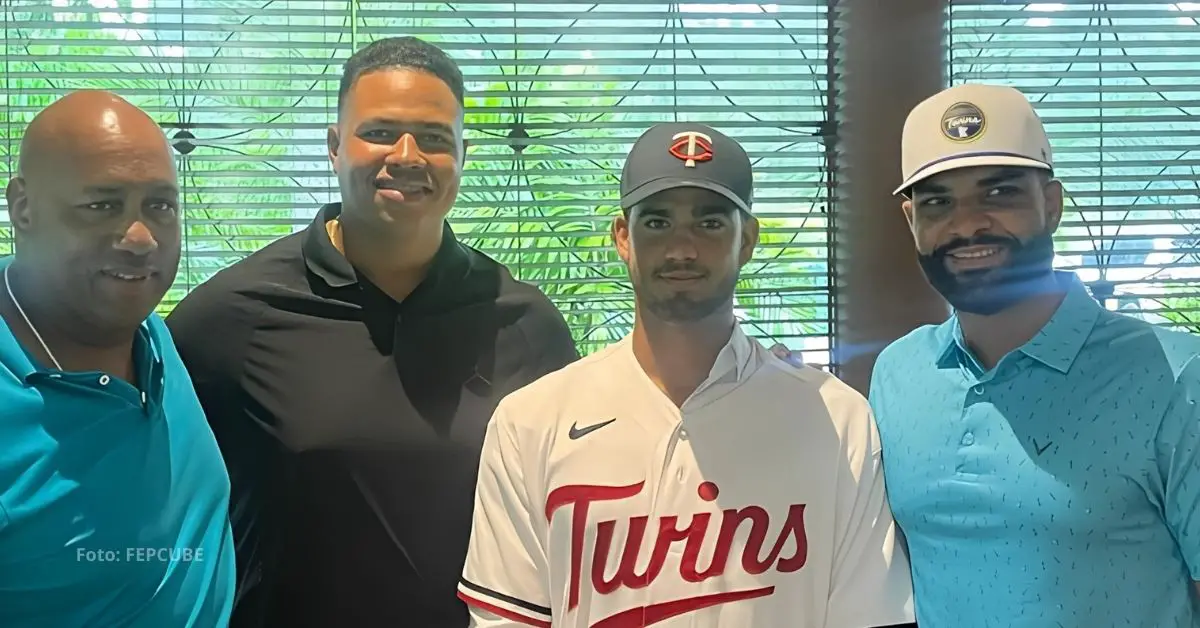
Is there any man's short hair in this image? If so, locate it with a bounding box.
[338,36,465,110]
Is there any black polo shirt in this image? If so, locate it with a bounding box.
[165,203,579,627]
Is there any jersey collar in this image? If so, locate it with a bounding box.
[618,321,756,409]
[711,323,754,384]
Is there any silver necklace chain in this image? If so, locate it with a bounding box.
[3,264,64,371]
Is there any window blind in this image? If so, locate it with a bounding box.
[0,0,833,361]
[949,1,1200,333]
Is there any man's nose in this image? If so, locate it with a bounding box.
[385,134,425,169]
[114,219,158,256]
[663,231,700,261]
[944,204,994,241]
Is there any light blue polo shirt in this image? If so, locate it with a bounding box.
[870,272,1200,628]
[0,257,236,627]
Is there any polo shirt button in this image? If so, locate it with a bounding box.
[679,429,689,441]
[98,375,110,386]
[961,432,975,446]
[972,385,984,395]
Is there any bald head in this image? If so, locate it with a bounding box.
[5,89,182,338]
[19,90,171,181]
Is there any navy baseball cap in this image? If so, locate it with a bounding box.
[619,123,754,213]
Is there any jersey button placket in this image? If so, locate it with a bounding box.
[672,424,689,486]
[643,420,687,609]
[647,420,685,521]
[676,426,690,483]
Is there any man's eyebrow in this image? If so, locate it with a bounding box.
[912,181,950,195]
[359,119,455,134]
[82,182,179,195]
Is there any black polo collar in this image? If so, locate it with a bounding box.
[301,202,472,303]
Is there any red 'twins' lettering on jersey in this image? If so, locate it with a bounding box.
[544,481,809,624]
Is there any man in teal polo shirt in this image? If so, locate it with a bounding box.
[869,83,1200,626]
[0,90,235,627]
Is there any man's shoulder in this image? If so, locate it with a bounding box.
[464,244,562,320]
[167,231,304,325]
[751,345,880,450]
[462,245,577,366]
[185,230,307,300]
[490,263,562,320]
[1141,324,1200,403]
[493,341,627,426]
[757,348,870,412]
[1138,319,1200,382]
[1089,310,1200,384]
[875,322,948,372]
[163,232,306,366]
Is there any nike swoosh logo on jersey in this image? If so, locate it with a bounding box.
[569,418,616,440]
[1034,438,1053,456]
[590,586,774,627]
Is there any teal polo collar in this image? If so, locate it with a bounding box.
[936,271,1102,374]
[0,256,166,397]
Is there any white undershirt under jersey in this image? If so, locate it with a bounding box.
[458,327,915,628]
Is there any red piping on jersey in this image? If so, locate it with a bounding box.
[458,591,551,628]
[591,586,775,628]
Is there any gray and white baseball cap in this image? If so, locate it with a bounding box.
[620,123,754,213]
[894,84,1053,196]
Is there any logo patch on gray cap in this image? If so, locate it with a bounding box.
[941,102,986,142]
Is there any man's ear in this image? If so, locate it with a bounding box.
[901,198,915,227]
[326,124,341,171]
[901,197,921,234]
[738,214,759,267]
[1044,177,1064,233]
[6,178,31,234]
[612,211,631,265]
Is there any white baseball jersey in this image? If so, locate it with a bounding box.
[458,327,915,628]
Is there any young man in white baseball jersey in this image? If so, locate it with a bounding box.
[456,123,916,628]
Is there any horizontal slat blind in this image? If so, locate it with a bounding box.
[949,0,1200,334]
[1,0,832,361]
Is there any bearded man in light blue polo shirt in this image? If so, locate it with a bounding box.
[868,83,1200,627]
[0,90,234,627]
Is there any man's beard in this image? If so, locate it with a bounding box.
[637,268,737,323]
[917,230,1057,316]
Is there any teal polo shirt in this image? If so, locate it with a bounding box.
[870,272,1200,628]
[0,258,236,627]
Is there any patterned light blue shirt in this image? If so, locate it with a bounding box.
[870,272,1200,628]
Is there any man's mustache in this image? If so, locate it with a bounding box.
[930,234,1018,258]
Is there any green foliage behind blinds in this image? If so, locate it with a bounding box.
[1,1,833,361]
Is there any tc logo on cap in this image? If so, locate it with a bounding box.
[669,131,714,168]
[941,102,986,142]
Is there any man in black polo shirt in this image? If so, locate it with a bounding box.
[166,37,579,627]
